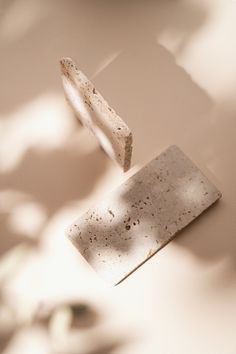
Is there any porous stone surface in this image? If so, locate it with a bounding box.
[67,145,222,285]
[60,57,132,172]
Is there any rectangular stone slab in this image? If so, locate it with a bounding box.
[67,145,222,285]
[60,57,132,172]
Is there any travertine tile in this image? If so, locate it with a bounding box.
[67,146,222,285]
[60,57,132,172]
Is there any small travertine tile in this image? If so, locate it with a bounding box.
[67,145,222,285]
[60,57,132,172]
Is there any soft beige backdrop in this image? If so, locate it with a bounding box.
[0,1,235,353]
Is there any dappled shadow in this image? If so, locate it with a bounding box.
[0,0,212,257]
[1,146,108,217]
[0,132,109,352]
[0,0,224,353]
[0,212,36,257]
[0,143,108,258]
[172,103,236,277]
[93,41,211,165]
[0,0,209,117]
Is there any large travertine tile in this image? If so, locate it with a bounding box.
[67,146,221,285]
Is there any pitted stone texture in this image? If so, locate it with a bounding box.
[60,57,132,172]
[67,145,222,285]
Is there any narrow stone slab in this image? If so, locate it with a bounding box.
[67,145,222,285]
[60,57,132,172]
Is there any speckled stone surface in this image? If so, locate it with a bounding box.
[67,145,222,285]
[60,57,132,172]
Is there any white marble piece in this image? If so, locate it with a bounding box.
[60,57,133,172]
[67,145,222,285]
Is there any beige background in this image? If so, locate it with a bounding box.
[0,1,235,353]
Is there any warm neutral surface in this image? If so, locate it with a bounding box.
[68,145,221,286]
[0,1,236,354]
